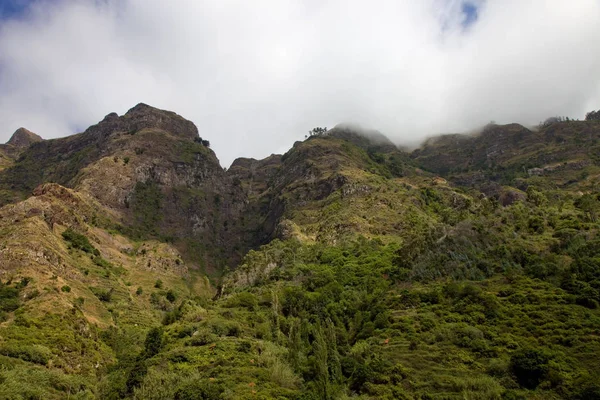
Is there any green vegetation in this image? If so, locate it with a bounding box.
[1,111,600,398]
[62,228,99,255]
[131,181,163,237]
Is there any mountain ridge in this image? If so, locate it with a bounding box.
[1,104,600,399]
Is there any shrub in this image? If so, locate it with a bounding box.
[162,308,183,325]
[154,280,163,289]
[144,327,164,358]
[236,340,252,353]
[0,283,20,312]
[62,228,98,254]
[173,378,223,400]
[189,329,217,346]
[510,348,551,389]
[177,325,196,339]
[93,256,113,268]
[17,277,31,288]
[487,358,509,377]
[166,290,176,303]
[61,285,71,293]
[226,322,242,337]
[226,292,258,310]
[92,287,113,302]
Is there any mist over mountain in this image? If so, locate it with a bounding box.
[2,0,600,398]
[1,1,599,166]
[0,102,600,398]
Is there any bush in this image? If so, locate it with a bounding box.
[62,228,98,254]
[510,348,551,389]
[162,308,183,325]
[92,287,113,302]
[154,280,163,289]
[0,283,20,312]
[189,329,217,346]
[61,285,71,293]
[173,378,223,400]
[166,290,176,303]
[144,327,164,358]
[236,340,252,353]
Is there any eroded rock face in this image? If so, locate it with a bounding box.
[228,155,282,197]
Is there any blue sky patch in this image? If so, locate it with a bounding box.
[461,2,479,28]
[0,0,34,20]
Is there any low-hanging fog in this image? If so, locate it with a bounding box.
[1,0,599,166]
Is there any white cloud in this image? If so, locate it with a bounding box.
[0,0,599,166]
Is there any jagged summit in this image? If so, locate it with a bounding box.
[6,127,43,148]
[83,102,200,141]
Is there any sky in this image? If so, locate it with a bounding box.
[0,0,599,166]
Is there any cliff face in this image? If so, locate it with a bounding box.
[0,104,249,271]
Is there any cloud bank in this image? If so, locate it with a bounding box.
[1,0,599,166]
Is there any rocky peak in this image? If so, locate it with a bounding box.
[6,127,43,148]
[123,103,199,141]
[83,103,200,141]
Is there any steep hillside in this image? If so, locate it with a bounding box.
[228,130,419,246]
[0,107,599,399]
[0,182,212,398]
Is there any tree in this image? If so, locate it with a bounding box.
[585,110,600,121]
[308,127,328,137]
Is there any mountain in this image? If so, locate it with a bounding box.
[0,104,255,271]
[0,127,43,172]
[6,127,43,148]
[1,105,599,399]
[412,120,600,190]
